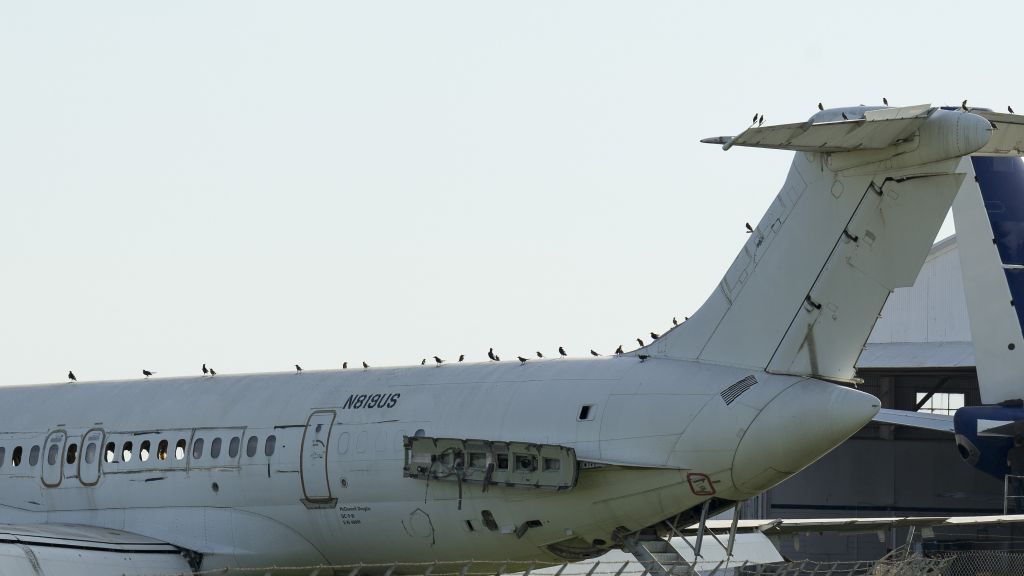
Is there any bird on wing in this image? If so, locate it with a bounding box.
[362,361,369,369]
[757,115,764,127]
[558,346,567,357]
[817,102,824,111]
[962,99,969,111]
[883,97,889,106]
[518,356,528,365]
[143,370,154,378]
[434,356,444,366]
[650,332,660,340]
[68,371,76,382]
[202,363,208,375]
[673,317,678,326]
[1010,106,1016,114]
[295,365,302,373]
[751,112,758,125]
[536,351,544,358]
[487,348,496,361]
[343,362,348,369]
[615,345,623,355]
[590,350,599,357]
[841,112,848,120]
[637,338,644,347]
[421,358,426,366]
[209,368,217,376]
[745,222,754,233]
[458,354,465,362]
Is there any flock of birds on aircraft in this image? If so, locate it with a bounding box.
[748,99,1017,131]
[63,318,690,383]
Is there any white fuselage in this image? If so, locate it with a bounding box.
[0,357,876,573]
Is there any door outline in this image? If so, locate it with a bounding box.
[300,410,337,507]
[78,428,104,486]
[41,430,67,487]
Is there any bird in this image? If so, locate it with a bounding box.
[518,356,528,365]
[458,354,465,362]
[745,223,754,233]
[421,358,426,366]
[434,356,444,366]
[817,102,823,111]
[757,115,764,127]
[637,338,645,347]
[841,112,848,120]
[962,99,969,111]
[590,350,599,357]
[650,332,660,340]
[487,348,496,361]
[883,97,889,106]
[143,370,154,378]
[209,368,217,376]
[1010,106,1016,114]
[362,361,369,369]
[536,351,544,358]
[67,371,76,382]
[673,317,678,326]
[615,345,623,355]
[638,354,650,362]
[751,112,758,125]
[295,364,302,374]
[559,346,567,357]
[494,355,501,361]
[685,316,689,321]
[202,363,208,375]
[343,362,348,369]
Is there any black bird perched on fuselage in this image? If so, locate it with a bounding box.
[202,363,208,375]
[536,351,544,358]
[637,338,644,347]
[518,356,528,364]
[68,371,76,382]
[650,332,660,340]
[362,361,369,369]
[434,356,444,366]
[757,115,764,127]
[751,112,758,125]
[745,222,754,233]
[343,362,348,369]
[143,370,154,378]
[962,99,969,111]
[672,317,678,326]
[841,112,848,120]
[615,345,623,355]
[487,348,496,361]
[420,358,426,366]
[209,368,216,376]
[294,365,302,374]
[883,97,889,106]
[817,102,824,111]
[458,354,465,362]
[558,346,567,357]
[590,350,599,357]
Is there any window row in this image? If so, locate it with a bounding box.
[0,434,277,470]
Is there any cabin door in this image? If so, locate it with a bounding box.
[41,430,67,487]
[78,429,104,486]
[300,411,336,506]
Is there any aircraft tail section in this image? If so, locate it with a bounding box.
[652,107,990,382]
[952,155,1024,404]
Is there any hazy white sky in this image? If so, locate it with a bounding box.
[1,1,1019,385]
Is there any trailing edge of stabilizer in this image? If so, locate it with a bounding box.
[649,107,992,383]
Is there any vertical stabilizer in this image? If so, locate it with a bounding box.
[953,156,1024,404]
[652,108,990,382]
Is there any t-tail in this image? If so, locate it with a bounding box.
[650,105,992,383]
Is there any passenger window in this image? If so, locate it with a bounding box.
[265,435,276,457]
[104,442,115,463]
[175,439,186,460]
[122,441,133,463]
[246,436,258,457]
[211,438,222,459]
[496,453,509,470]
[229,436,240,458]
[12,446,22,467]
[192,438,204,460]
[0,446,5,468]
[140,440,151,462]
[47,443,59,466]
[85,443,97,465]
[66,443,78,465]
[157,439,168,461]
[29,445,40,467]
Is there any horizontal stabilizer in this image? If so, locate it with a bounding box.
[872,408,954,433]
[701,105,932,152]
[973,110,1024,155]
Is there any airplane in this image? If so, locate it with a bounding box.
[0,103,1011,575]
[871,113,1024,481]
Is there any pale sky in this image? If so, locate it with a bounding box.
[1,1,1020,386]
